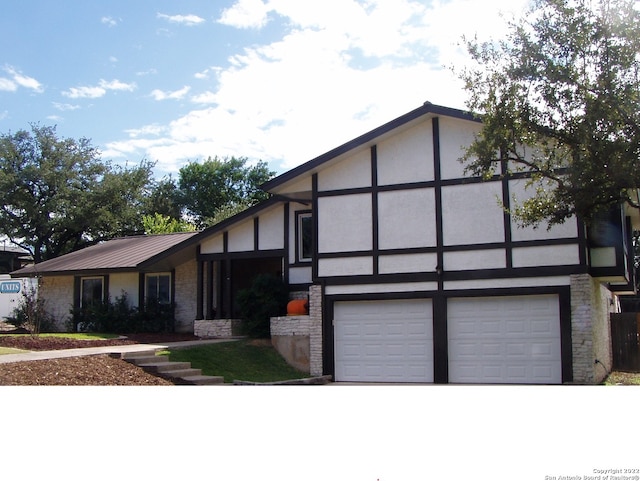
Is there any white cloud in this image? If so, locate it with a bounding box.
[150,86,191,101]
[108,0,531,175]
[124,124,167,138]
[99,79,136,91]
[191,91,217,104]
[52,102,80,111]
[157,13,205,26]
[63,79,136,98]
[2,65,43,93]
[101,16,119,27]
[0,77,16,91]
[218,0,270,29]
[63,85,106,99]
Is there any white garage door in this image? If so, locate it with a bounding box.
[448,295,562,384]
[334,299,433,382]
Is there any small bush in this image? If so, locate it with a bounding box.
[6,280,56,336]
[70,292,175,333]
[236,274,289,338]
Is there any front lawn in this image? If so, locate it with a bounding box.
[2,333,119,340]
[163,339,308,383]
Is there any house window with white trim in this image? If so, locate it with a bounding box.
[81,277,104,308]
[297,212,313,263]
[146,273,171,305]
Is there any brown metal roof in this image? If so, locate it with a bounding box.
[11,232,198,276]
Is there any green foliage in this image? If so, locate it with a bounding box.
[235,274,289,338]
[70,292,175,333]
[6,280,56,336]
[0,124,155,262]
[178,156,274,228]
[142,213,196,234]
[142,175,184,220]
[458,0,640,227]
[166,340,307,383]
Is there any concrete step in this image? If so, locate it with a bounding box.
[160,368,203,378]
[137,361,191,374]
[180,374,225,385]
[128,355,170,365]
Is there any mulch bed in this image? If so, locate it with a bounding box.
[0,330,200,351]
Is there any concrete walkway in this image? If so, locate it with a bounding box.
[0,339,236,365]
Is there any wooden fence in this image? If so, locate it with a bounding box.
[610,313,640,372]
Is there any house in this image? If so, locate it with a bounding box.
[12,102,638,384]
[11,232,199,330]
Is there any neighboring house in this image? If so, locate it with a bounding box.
[1,245,34,321]
[12,102,638,384]
[11,232,199,331]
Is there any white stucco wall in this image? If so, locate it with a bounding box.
[377,120,434,185]
[108,272,139,307]
[258,205,285,250]
[318,194,373,253]
[441,182,505,245]
[377,189,437,249]
[438,116,480,180]
[317,148,372,191]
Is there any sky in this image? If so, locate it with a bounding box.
[0,0,531,179]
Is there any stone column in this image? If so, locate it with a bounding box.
[308,284,323,377]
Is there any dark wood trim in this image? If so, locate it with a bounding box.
[253,217,260,251]
[312,173,319,282]
[206,261,214,319]
[371,145,379,277]
[196,259,204,320]
[433,296,448,383]
[283,202,290,285]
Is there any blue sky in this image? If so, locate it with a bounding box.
[0,0,529,179]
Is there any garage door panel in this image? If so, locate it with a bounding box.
[334,299,433,382]
[449,295,562,384]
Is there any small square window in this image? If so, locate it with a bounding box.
[81,277,104,308]
[146,273,171,305]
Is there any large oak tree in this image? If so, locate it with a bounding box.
[459,0,640,227]
[0,125,154,262]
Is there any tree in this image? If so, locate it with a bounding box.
[178,156,274,227]
[0,124,154,262]
[458,0,640,227]
[142,213,196,234]
[142,175,184,220]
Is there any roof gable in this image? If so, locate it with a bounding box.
[12,232,198,276]
[261,102,477,195]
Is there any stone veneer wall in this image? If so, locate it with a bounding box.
[41,276,75,331]
[570,274,615,384]
[194,319,243,338]
[270,284,323,377]
[174,257,199,333]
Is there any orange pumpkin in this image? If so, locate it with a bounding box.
[287,299,309,315]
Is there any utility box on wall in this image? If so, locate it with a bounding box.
[587,206,635,294]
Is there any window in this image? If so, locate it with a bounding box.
[297,212,313,263]
[81,277,104,308]
[146,273,171,305]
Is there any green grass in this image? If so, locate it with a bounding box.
[164,340,308,383]
[0,346,28,355]
[2,333,118,340]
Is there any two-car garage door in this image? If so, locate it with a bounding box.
[333,294,562,384]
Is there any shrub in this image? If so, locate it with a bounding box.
[70,292,176,333]
[6,280,56,336]
[236,273,289,338]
